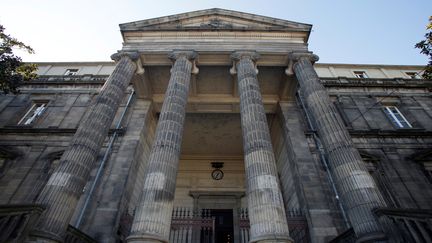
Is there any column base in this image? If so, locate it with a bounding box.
[253,240,294,243]
[250,234,294,243]
[26,230,62,243]
[356,231,387,243]
[126,234,168,243]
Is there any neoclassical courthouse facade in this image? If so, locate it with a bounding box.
[1,8,432,243]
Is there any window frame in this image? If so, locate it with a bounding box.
[64,69,79,76]
[353,71,368,78]
[405,72,420,79]
[17,101,49,126]
[383,106,412,128]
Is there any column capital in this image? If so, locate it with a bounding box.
[111,51,144,75]
[168,50,199,74]
[230,51,260,75]
[110,51,140,62]
[168,50,198,61]
[286,51,319,75]
[289,51,319,63]
[230,50,260,62]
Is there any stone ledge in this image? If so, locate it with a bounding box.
[321,77,432,88]
[0,127,125,136]
[305,129,432,138]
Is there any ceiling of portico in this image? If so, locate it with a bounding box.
[134,65,297,113]
[125,8,308,105]
[180,113,275,158]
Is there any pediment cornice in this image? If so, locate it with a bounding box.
[120,8,312,33]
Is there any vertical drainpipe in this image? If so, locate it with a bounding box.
[74,89,135,228]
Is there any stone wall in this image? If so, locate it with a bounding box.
[80,98,157,243]
[0,83,149,241]
[270,102,340,242]
[173,157,246,208]
[0,91,97,204]
[331,90,432,210]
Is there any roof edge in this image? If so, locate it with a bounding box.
[119,8,312,32]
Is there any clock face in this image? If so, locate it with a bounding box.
[211,169,224,180]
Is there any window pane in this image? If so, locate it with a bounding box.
[354,71,368,78]
[18,102,48,125]
[64,69,79,76]
[383,106,412,128]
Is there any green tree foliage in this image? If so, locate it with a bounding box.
[0,24,37,94]
[415,16,432,80]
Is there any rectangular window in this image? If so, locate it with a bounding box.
[18,102,48,125]
[405,72,420,79]
[64,69,79,76]
[383,106,412,128]
[353,71,368,78]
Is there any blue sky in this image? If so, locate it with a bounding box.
[1,0,431,65]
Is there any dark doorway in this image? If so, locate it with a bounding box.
[211,209,234,243]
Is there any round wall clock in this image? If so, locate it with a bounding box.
[211,169,224,180]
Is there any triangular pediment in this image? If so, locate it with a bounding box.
[120,8,311,32]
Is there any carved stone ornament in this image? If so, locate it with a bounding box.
[285,51,319,76]
[200,18,233,29]
[168,50,199,74]
[230,51,260,75]
[110,51,140,62]
[168,50,198,61]
[110,51,143,75]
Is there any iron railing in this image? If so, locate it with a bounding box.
[65,225,97,243]
[330,207,432,243]
[0,204,44,243]
[374,207,432,243]
[170,208,214,243]
[170,207,309,243]
[0,204,96,243]
[328,228,356,243]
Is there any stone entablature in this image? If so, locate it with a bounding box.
[34,62,426,79]
[29,62,429,115]
[120,8,311,56]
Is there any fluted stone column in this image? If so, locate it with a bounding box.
[127,50,197,243]
[30,52,140,242]
[231,51,292,243]
[289,52,387,242]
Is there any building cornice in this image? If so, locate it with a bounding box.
[321,77,432,88]
[120,8,312,33]
[315,63,426,69]
[0,127,124,136]
[307,129,432,138]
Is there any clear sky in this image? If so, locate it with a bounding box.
[1,0,431,65]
